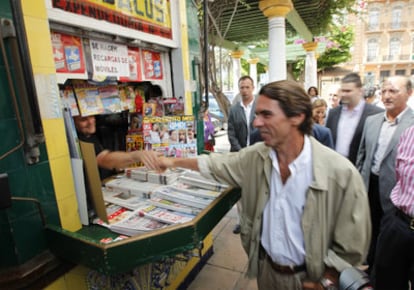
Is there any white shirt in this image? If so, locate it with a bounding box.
[261,136,313,266]
[240,100,254,146]
[336,100,365,157]
[371,109,408,174]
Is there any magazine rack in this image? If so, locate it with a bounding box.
[45,187,240,275]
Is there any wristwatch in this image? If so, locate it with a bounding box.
[320,277,338,290]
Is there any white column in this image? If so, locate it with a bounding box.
[230,50,244,93]
[268,17,287,81]
[303,42,318,90]
[248,58,259,93]
[259,0,293,82]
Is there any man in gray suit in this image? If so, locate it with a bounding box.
[228,75,256,233]
[326,73,384,165]
[356,75,414,274]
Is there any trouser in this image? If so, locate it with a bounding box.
[257,245,307,290]
[367,173,383,271]
[373,209,414,290]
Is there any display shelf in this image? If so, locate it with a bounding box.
[46,187,240,275]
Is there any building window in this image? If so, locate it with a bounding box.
[388,37,401,61]
[367,38,378,62]
[391,6,402,29]
[380,71,390,83]
[396,70,406,76]
[364,72,375,87]
[368,9,380,30]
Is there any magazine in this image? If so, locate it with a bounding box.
[98,85,122,114]
[73,84,104,116]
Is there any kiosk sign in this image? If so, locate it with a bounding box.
[90,39,129,78]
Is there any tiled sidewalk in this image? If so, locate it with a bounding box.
[187,205,258,290]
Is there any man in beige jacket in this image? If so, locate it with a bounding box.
[148,80,371,290]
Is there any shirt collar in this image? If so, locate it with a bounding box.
[239,99,254,109]
[269,135,312,172]
[384,106,409,125]
[342,99,365,112]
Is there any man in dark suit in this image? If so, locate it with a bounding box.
[228,75,256,234]
[326,73,383,165]
[356,76,414,275]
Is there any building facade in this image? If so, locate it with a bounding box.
[351,0,414,86]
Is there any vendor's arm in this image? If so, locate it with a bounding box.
[152,156,199,172]
[96,150,162,170]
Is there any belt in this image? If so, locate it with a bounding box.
[395,208,414,230]
[264,253,306,274]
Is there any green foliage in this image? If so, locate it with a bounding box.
[291,25,354,79]
[317,25,354,70]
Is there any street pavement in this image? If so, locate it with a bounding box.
[214,129,230,153]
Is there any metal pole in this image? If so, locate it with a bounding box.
[203,0,209,106]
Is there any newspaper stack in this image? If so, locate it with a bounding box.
[178,171,229,192]
[92,204,133,228]
[126,167,184,185]
[170,182,222,199]
[125,167,149,181]
[152,186,213,209]
[147,168,185,185]
[109,211,168,236]
[104,177,160,198]
[102,187,150,210]
[138,204,195,224]
[148,196,201,216]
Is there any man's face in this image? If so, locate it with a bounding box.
[340,82,362,107]
[253,95,298,148]
[74,115,96,137]
[170,130,178,141]
[239,79,254,100]
[381,77,410,115]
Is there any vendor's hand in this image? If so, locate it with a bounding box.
[156,156,175,172]
[134,151,163,171]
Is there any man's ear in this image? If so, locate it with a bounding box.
[291,113,305,127]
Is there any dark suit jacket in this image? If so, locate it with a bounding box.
[250,124,334,149]
[356,108,414,212]
[325,102,384,165]
[228,101,256,152]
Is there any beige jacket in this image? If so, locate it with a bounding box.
[201,137,371,280]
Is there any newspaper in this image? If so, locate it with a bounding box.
[171,182,222,199]
[148,196,201,216]
[104,176,160,198]
[152,186,212,209]
[101,187,150,210]
[178,171,229,191]
[138,204,195,224]
[110,210,168,236]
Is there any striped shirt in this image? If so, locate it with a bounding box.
[390,126,414,217]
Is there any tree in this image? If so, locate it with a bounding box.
[291,25,355,80]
